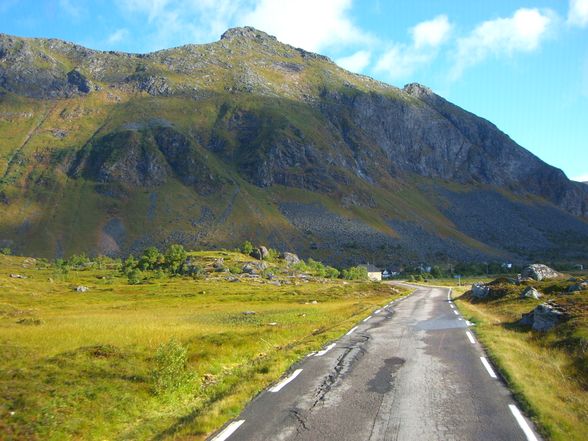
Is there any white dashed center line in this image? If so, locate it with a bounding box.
[314,343,336,357]
[465,331,476,344]
[269,369,303,393]
[211,420,245,441]
[509,404,539,441]
[480,357,498,379]
[346,326,358,336]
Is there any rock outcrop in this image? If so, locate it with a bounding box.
[520,286,542,300]
[471,283,491,299]
[521,264,561,281]
[519,302,568,331]
[1,28,587,261]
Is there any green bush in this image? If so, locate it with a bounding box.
[325,266,340,278]
[127,268,143,285]
[341,266,368,281]
[164,244,187,275]
[152,339,195,395]
[0,247,11,255]
[139,246,164,271]
[240,241,254,255]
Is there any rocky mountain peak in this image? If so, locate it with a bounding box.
[220,26,277,43]
[403,82,434,98]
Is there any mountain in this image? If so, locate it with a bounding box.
[1,27,587,265]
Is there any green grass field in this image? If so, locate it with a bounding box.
[0,252,405,440]
[453,279,588,441]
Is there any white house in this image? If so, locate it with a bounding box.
[360,264,382,282]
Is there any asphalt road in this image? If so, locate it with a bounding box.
[209,286,541,441]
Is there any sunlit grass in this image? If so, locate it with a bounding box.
[0,254,405,440]
[454,285,588,441]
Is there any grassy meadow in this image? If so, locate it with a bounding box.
[453,278,588,441]
[0,251,406,440]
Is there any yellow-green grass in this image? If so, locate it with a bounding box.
[453,283,588,441]
[0,254,405,440]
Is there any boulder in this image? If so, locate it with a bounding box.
[520,286,542,300]
[567,282,588,293]
[242,261,268,274]
[250,248,262,260]
[519,302,567,331]
[75,286,89,292]
[9,274,26,279]
[521,264,560,281]
[471,283,490,299]
[281,252,300,265]
[259,246,270,260]
[213,258,224,270]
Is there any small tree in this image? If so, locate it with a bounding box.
[165,244,187,275]
[139,246,164,271]
[240,240,254,255]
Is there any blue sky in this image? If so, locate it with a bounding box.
[1,0,587,181]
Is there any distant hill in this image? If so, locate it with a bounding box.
[0,27,587,265]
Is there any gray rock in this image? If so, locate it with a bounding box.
[259,246,270,260]
[213,258,224,270]
[242,311,256,315]
[75,285,89,292]
[567,282,588,293]
[282,252,300,265]
[242,261,268,274]
[519,302,567,331]
[521,264,560,281]
[520,286,542,299]
[9,273,26,279]
[471,283,490,299]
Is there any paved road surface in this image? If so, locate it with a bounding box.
[209,286,541,441]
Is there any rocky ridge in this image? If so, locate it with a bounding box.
[0,28,587,262]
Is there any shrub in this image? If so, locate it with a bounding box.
[164,244,187,275]
[139,246,164,271]
[325,266,340,278]
[127,268,143,285]
[0,247,11,255]
[341,266,368,281]
[240,241,254,255]
[152,339,195,395]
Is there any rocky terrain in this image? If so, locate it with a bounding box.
[0,27,587,264]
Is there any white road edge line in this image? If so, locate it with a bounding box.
[450,304,455,309]
[363,316,372,322]
[210,420,245,441]
[465,331,476,344]
[480,357,498,379]
[269,369,303,393]
[346,326,358,336]
[509,404,539,441]
[453,310,459,315]
[315,343,336,357]
[374,309,382,314]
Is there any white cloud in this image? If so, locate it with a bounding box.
[374,15,452,80]
[568,0,588,27]
[107,29,130,45]
[240,0,372,52]
[452,8,554,79]
[336,50,371,72]
[572,173,588,182]
[114,0,371,52]
[411,15,452,49]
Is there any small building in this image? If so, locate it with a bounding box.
[360,264,382,282]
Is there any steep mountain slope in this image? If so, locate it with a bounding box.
[1,27,587,265]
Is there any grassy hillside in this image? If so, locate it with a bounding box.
[454,279,588,441]
[0,252,406,440]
